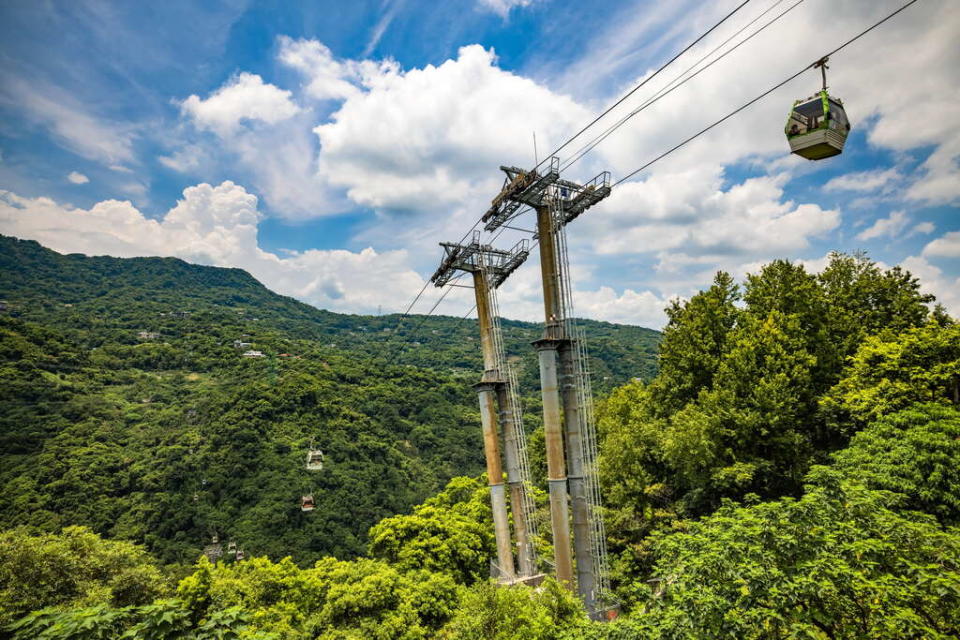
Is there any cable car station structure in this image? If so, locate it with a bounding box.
[433,157,613,616]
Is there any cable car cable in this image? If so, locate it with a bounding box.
[382,272,467,362]
[611,0,921,188]
[561,0,805,172]
[527,0,756,176]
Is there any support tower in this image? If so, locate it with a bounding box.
[483,157,613,616]
[430,233,541,582]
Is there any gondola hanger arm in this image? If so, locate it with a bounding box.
[813,56,830,90]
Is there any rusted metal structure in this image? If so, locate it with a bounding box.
[430,233,540,582]
[483,157,612,616]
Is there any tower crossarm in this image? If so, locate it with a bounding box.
[488,239,531,289]
[431,234,531,289]
[483,157,561,231]
[558,171,612,227]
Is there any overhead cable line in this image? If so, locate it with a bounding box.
[561,0,803,171]
[529,0,755,174]
[611,0,922,188]
[382,272,467,363]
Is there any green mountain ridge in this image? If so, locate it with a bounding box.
[0,234,659,566]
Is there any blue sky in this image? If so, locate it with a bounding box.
[0,0,957,328]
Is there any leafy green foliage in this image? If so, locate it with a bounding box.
[619,470,960,639]
[0,526,167,626]
[823,321,960,428]
[650,271,740,415]
[174,553,461,639]
[438,578,587,640]
[831,403,960,524]
[4,599,259,640]
[369,476,494,584]
[0,234,658,567]
[599,253,938,524]
[5,236,960,638]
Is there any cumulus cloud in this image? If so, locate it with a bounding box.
[855,210,909,241]
[67,171,89,184]
[583,168,839,260]
[278,36,364,101]
[825,168,901,193]
[901,254,960,316]
[0,183,422,315]
[181,72,301,135]
[309,44,588,214]
[922,231,960,258]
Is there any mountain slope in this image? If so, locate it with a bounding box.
[0,235,659,565]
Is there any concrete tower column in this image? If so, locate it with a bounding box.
[559,344,595,611]
[473,269,515,579]
[534,204,574,587]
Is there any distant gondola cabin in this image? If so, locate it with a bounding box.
[301,495,315,512]
[785,90,850,160]
[306,449,325,471]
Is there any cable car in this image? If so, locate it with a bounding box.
[305,448,324,471]
[785,58,850,160]
[301,495,315,512]
[227,541,237,555]
[236,548,245,561]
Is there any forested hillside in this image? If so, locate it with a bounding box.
[2,240,959,639]
[0,234,659,567]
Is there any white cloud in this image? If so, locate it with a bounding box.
[911,221,935,235]
[0,75,134,165]
[825,168,900,193]
[922,231,960,258]
[67,171,89,184]
[181,72,301,135]
[0,184,421,315]
[311,44,589,213]
[901,255,960,316]
[158,145,204,173]
[0,183,676,327]
[906,135,960,205]
[855,210,909,241]
[583,169,839,259]
[277,37,363,101]
[478,0,538,17]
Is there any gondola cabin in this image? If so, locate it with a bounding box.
[785,90,850,160]
[305,449,325,471]
[301,495,315,512]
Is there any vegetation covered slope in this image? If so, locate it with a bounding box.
[3,241,959,639]
[0,234,658,566]
[0,235,660,388]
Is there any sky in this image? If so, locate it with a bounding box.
[0,0,957,329]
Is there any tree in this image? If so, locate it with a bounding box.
[439,578,587,640]
[817,252,933,359]
[0,526,167,627]
[620,469,960,639]
[823,321,960,429]
[368,476,494,585]
[831,403,960,524]
[649,272,739,415]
